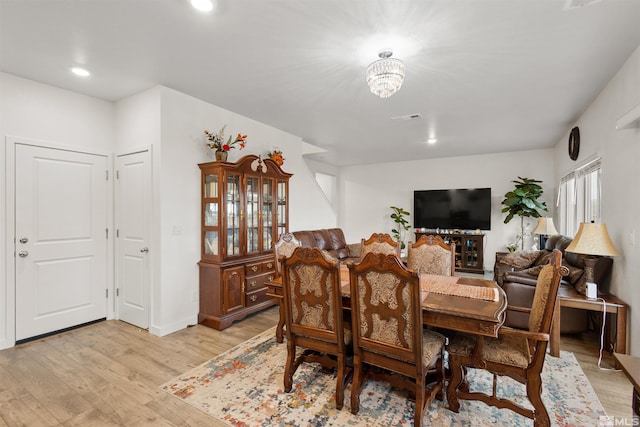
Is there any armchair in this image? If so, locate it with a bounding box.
[447,249,567,426]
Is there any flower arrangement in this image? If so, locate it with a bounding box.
[268,149,285,166]
[204,125,247,152]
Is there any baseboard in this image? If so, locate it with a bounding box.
[149,314,198,337]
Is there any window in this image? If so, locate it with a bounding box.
[558,158,601,236]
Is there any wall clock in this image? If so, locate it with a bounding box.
[568,126,580,161]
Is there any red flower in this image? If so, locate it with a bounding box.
[222,144,231,151]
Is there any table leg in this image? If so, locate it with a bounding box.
[615,305,627,369]
[550,299,560,357]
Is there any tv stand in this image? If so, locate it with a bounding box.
[414,231,484,274]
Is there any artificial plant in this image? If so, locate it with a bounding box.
[390,206,411,250]
[501,177,548,251]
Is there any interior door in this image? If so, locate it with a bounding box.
[15,144,108,341]
[115,150,151,328]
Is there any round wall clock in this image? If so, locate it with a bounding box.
[568,126,580,161]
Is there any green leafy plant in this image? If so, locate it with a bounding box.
[501,177,548,250]
[390,206,411,250]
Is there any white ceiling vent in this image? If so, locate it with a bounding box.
[564,0,602,10]
[391,113,422,121]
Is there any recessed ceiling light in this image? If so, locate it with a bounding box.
[427,138,438,144]
[191,0,214,12]
[71,67,90,77]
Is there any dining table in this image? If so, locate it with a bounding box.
[266,264,507,343]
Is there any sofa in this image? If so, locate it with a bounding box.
[292,228,361,262]
[494,234,613,333]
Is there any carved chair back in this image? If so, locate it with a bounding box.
[274,232,301,277]
[407,234,455,276]
[360,233,401,260]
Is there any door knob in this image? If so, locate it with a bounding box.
[140,247,149,253]
[19,237,28,244]
[18,251,28,257]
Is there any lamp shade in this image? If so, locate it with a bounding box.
[532,217,558,236]
[565,222,620,257]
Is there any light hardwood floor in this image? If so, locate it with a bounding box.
[0,306,633,426]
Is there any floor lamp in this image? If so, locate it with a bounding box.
[565,222,619,299]
[533,217,558,250]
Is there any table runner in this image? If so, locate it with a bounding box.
[420,273,499,302]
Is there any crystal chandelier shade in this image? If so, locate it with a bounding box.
[366,51,405,98]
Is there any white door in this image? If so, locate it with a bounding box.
[15,144,108,341]
[115,151,151,329]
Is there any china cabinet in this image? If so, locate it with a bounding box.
[198,155,292,330]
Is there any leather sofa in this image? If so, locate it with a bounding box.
[292,228,361,262]
[494,234,613,333]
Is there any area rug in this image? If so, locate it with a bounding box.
[161,327,606,426]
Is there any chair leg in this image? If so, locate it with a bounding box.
[527,376,551,427]
[276,300,285,343]
[447,356,463,413]
[414,375,425,427]
[350,355,363,415]
[335,354,345,410]
[284,340,296,392]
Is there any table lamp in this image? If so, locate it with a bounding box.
[565,222,619,299]
[533,217,558,249]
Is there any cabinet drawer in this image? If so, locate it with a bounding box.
[246,259,276,276]
[245,287,272,307]
[246,272,275,291]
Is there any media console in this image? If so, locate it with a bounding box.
[414,231,485,274]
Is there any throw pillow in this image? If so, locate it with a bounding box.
[520,265,544,276]
[499,251,542,269]
[534,251,555,267]
[562,260,584,284]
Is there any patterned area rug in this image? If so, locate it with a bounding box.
[161,327,606,426]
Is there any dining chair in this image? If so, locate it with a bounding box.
[348,252,446,427]
[407,234,455,276]
[271,232,302,343]
[360,232,401,259]
[280,246,351,410]
[446,249,567,427]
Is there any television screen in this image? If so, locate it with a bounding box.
[413,188,491,230]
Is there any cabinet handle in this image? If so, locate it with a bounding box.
[250,280,257,287]
[250,295,257,302]
[266,262,273,269]
[251,266,258,272]
[267,275,273,281]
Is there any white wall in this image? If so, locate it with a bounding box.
[552,45,640,354]
[0,72,115,349]
[146,87,335,336]
[338,149,556,270]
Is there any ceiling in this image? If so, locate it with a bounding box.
[2,0,640,166]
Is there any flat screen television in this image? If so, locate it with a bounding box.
[413,188,491,230]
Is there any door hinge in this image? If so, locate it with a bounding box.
[106,228,109,239]
[116,288,120,297]
[116,229,120,238]
[106,170,109,180]
[106,289,109,298]
[116,170,120,179]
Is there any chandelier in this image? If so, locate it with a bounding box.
[366,50,405,98]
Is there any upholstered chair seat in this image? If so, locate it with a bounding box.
[447,332,531,369]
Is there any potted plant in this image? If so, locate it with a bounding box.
[501,177,548,251]
[390,206,411,250]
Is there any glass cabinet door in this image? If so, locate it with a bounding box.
[262,177,274,252]
[276,180,288,238]
[246,175,260,255]
[203,173,219,258]
[226,173,242,257]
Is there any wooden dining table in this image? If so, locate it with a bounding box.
[266,264,507,343]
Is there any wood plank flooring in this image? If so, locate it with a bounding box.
[0,306,633,426]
